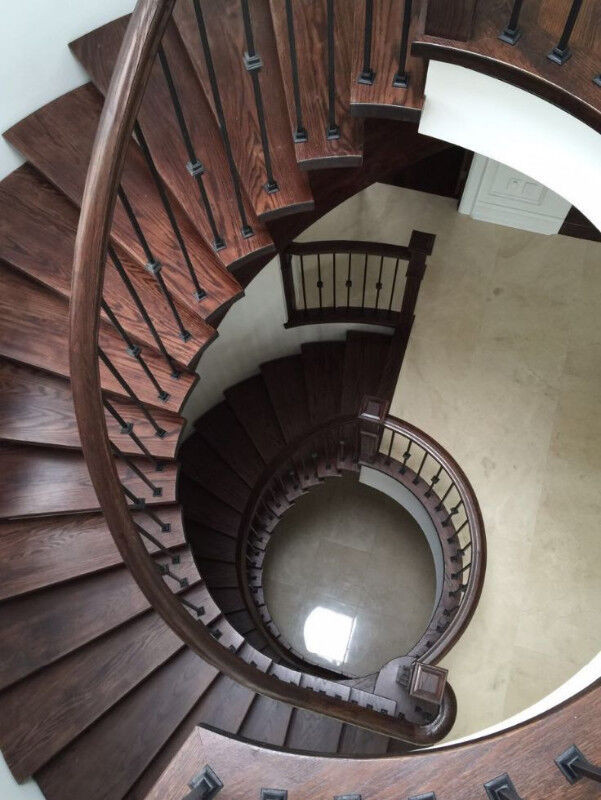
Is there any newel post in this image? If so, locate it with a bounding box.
[399,230,435,327]
[358,396,389,462]
[424,0,481,40]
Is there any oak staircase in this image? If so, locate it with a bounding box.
[0,0,599,799]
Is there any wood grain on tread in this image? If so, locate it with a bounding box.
[285,675,349,753]
[0,361,183,458]
[0,507,185,602]
[195,402,266,485]
[0,611,188,779]
[4,84,242,318]
[350,0,426,120]
[179,474,243,537]
[174,0,314,221]
[194,673,256,734]
[180,435,252,512]
[239,663,299,746]
[70,17,275,267]
[0,445,178,518]
[261,356,311,442]
[0,164,209,366]
[340,331,391,414]
[269,0,363,168]
[0,547,201,690]
[225,374,286,462]
[184,520,238,562]
[0,265,197,414]
[35,647,221,800]
[301,341,345,423]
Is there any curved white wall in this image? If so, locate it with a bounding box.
[0,0,135,181]
[419,61,601,232]
[418,59,601,745]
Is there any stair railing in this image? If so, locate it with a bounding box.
[280,232,434,330]
[69,0,453,745]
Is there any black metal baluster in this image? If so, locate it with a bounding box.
[157,45,226,251]
[98,347,167,438]
[325,0,340,139]
[499,0,525,45]
[101,300,170,403]
[387,257,400,312]
[180,596,205,617]
[108,246,180,378]
[375,255,384,309]
[332,252,337,308]
[284,0,309,142]
[400,440,412,473]
[435,482,456,511]
[548,0,584,64]
[452,519,469,540]
[103,397,162,466]
[346,252,352,308]
[451,562,471,580]
[413,450,428,484]
[121,483,146,509]
[442,501,463,527]
[159,562,190,588]
[317,253,323,311]
[192,0,254,237]
[133,122,207,302]
[358,0,376,84]
[113,444,163,497]
[361,253,368,310]
[117,187,192,341]
[393,0,413,88]
[300,255,308,310]
[385,431,395,463]
[240,0,279,193]
[135,522,178,560]
[425,465,443,497]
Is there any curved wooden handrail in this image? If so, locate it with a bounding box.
[69,0,453,745]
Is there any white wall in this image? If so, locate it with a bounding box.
[0,0,135,181]
[419,61,601,232]
[0,755,44,800]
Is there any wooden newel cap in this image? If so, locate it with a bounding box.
[359,396,389,424]
[409,663,448,706]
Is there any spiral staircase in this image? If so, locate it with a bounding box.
[0,1,600,799]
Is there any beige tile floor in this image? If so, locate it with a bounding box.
[262,474,436,676]
[289,183,601,739]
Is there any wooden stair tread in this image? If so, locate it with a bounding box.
[195,559,238,588]
[0,164,208,367]
[350,0,426,121]
[180,434,252,512]
[184,520,238,562]
[301,341,346,424]
[0,445,178,519]
[195,401,266,485]
[0,360,183,458]
[195,673,256,734]
[340,330,392,414]
[285,675,349,752]
[239,662,299,746]
[269,0,363,169]
[36,646,220,800]
[260,355,311,442]
[0,610,188,779]
[0,265,197,415]
[224,374,286,462]
[0,543,199,690]
[173,0,314,222]
[0,507,185,603]
[70,17,276,268]
[180,475,242,537]
[4,83,242,320]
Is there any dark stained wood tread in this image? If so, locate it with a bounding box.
[340,330,392,414]
[3,83,243,319]
[260,355,311,443]
[269,0,364,169]
[0,506,185,602]
[70,17,277,267]
[239,662,300,746]
[180,435,252,512]
[0,265,198,415]
[0,444,178,518]
[301,340,346,424]
[179,475,242,538]
[173,0,314,222]
[285,675,350,753]
[350,0,426,121]
[0,545,201,690]
[0,360,184,458]
[224,374,286,462]
[195,401,266,485]
[0,164,209,367]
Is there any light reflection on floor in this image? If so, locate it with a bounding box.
[303,606,356,667]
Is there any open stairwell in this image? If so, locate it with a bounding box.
[1,0,597,798]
